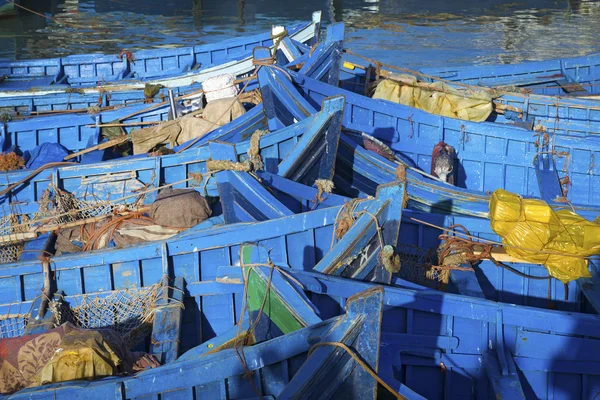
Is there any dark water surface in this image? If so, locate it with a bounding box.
[2,0,600,68]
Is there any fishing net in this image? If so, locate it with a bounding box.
[49,284,163,348]
[395,243,446,289]
[0,184,143,263]
[41,186,135,225]
[0,314,29,339]
[0,214,29,264]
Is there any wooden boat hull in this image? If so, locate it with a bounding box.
[0,13,320,96]
[0,95,344,265]
[3,188,599,399]
[333,132,600,314]
[340,58,600,133]
[280,64,600,206]
[419,53,600,96]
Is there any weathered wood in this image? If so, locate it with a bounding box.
[63,134,130,160]
[150,277,185,364]
[278,287,384,399]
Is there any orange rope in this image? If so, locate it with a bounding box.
[4,0,76,27]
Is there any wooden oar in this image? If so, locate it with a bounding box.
[63,134,130,161]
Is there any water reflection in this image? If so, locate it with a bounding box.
[2,0,600,67]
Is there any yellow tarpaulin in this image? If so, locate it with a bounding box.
[38,328,134,386]
[372,74,493,122]
[489,189,598,283]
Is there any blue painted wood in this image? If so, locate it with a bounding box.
[217,169,294,223]
[0,101,340,262]
[534,151,563,201]
[276,95,344,186]
[256,171,348,211]
[333,130,600,313]
[150,276,185,364]
[1,172,600,399]
[419,52,600,96]
[292,68,600,206]
[255,47,314,131]
[340,57,600,134]
[312,181,404,283]
[278,286,384,399]
[0,20,313,90]
[298,23,345,87]
[0,97,265,169]
[449,270,486,299]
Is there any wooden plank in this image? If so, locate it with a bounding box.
[278,287,384,399]
[242,244,322,338]
[471,246,543,264]
[313,182,404,284]
[150,277,185,364]
[483,352,526,400]
[449,269,487,299]
[277,96,344,186]
[211,140,294,223]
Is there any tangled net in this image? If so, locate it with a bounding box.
[0,184,144,263]
[50,284,164,347]
[0,314,29,339]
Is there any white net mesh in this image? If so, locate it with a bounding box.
[0,314,29,339]
[50,284,163,347]
[0,185,144,264]
[0,214,28,263]
[40,186,135,225]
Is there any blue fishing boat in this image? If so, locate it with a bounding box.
[332,132,600,313]
[0,12,320,96]
[255,44,600,206]
[341,53,600,131]
[0,94,344,265]
[0,14,321,117]
[2,173,599,399]
[0,23,346,173]
[417,52,600,96]
[2,259,388,399]
[0,167,405,397]
[254,46,600,313]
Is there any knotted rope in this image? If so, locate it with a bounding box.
[313,179,334,204]
[247,129,268,170]
[270,28,289,55]
[330,199,401,274]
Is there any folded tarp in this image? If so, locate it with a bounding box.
[373,74,493,122]
[131,97,246,154]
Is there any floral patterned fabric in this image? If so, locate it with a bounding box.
[0,323,160,395]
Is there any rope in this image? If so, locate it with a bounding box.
[410,216,592,260]
[331,198,362,248]
[270,28,289,57]
[247,129,268,170]
[4,0,76,27]
[206,159,252,173]
[232,244,304,399]
[307,342,406,399]
[381,245,401,273]
[330,199,397,274]
[394,165,409,209]
[313,179,334,204]
[436,224,562,281]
